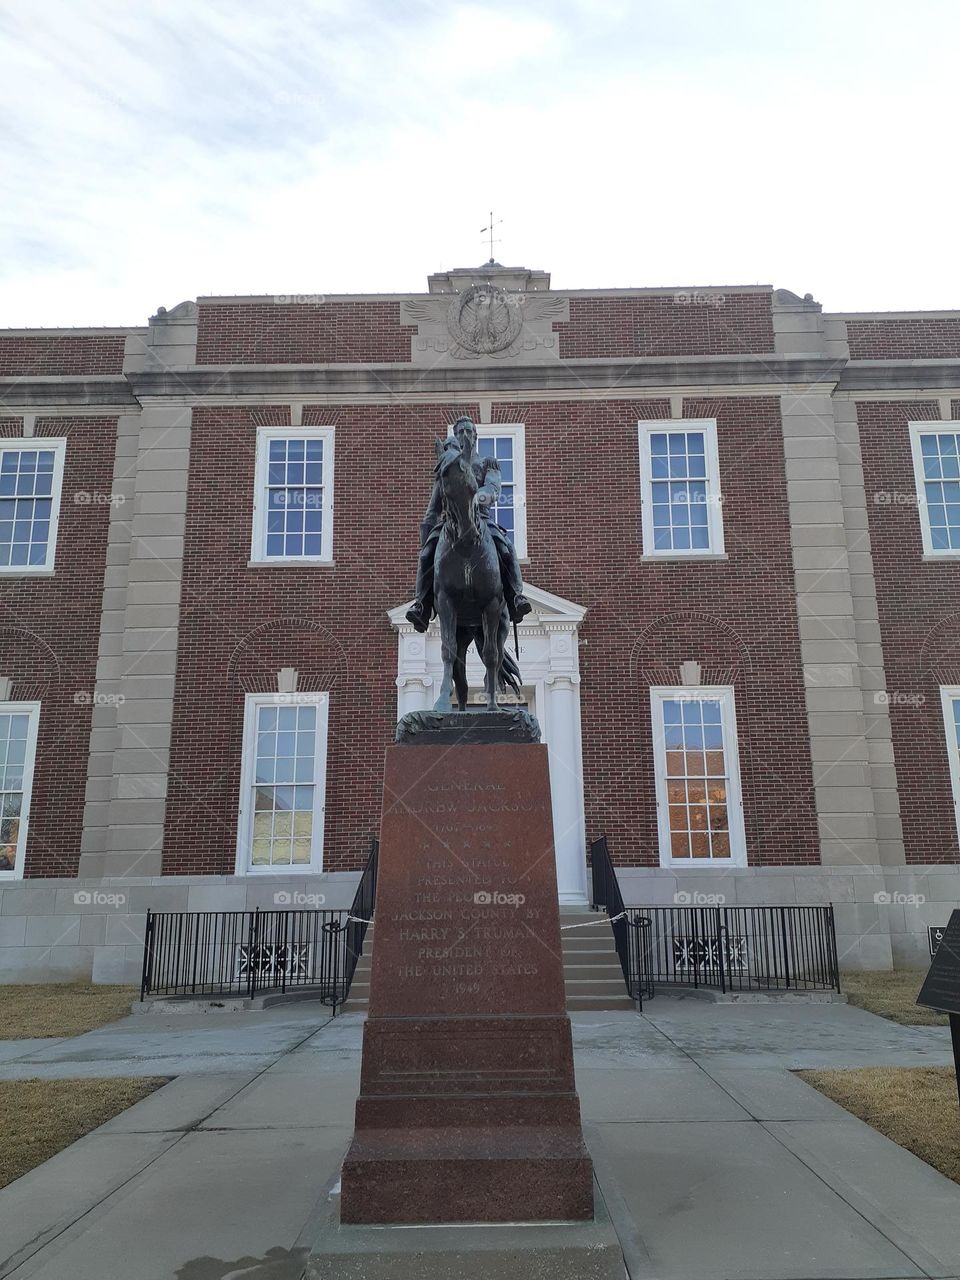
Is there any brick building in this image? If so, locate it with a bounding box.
[1,261,959,981]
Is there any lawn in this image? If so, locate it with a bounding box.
[0,984,138,1039]
[800,1066,960,1185]
[0,1077,164,1189]
[840,968,946,1026]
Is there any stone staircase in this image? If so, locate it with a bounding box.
[341,909,636,1013]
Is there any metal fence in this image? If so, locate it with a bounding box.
[588,835,655,1007]
[140,839,378,1012]
[589,836,841,996]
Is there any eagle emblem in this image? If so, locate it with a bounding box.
[404,287,567,360]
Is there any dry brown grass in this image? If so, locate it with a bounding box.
[799,1066,960,1184]
[0,1078,165,1189]
[840,968,947,1026]
[0,984,138,1039]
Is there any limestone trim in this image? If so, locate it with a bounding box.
[79,406,192,878]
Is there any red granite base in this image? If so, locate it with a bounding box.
[339,741,594,1225]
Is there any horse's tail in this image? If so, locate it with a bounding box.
[471,629,523,698]
[498,646,523,698]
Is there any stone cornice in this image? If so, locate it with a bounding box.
[126,356,845,402]
[0,375,137,409]
[4,355,960,410]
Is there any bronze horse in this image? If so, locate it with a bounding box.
[432,437,522,711]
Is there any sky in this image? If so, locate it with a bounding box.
[1,0,958,327]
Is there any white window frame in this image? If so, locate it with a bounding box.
[0,438,66,575]
[650,685,746,867]
[448,422,528,558]
[250,427,335,565]
[235,691,330,875]
[909,422,960,557]
[940,687,960,844]
[0,701,40,880]
[638,420,724,558]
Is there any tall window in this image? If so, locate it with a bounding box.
[940,688,960,847]
[650,687,745,865]
[638,421,724,556]
[0,440,66,573]
[451,424,527,557]
[236,693,329,873]
[251,428,334,564]
[910,424,960,554]
[0,703,40,879]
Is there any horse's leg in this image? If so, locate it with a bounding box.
[453,630,470,711]
[481,600,502,711]
[433,591,458,712]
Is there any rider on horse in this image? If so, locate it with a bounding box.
[406,416,532,634]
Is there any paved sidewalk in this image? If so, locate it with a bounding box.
[0,999,956,1279]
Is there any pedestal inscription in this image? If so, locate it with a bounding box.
[340,740,594,1225]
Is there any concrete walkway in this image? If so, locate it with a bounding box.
[0,999,956,1279]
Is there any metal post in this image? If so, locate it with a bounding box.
[140,909,154,1001]
[246,908,259,1000]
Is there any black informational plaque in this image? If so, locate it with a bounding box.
[917,910,960,1016]
[917,908,960,1105]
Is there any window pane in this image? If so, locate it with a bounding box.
[661,697,732,860]
[921,432,960,549]
[0,713,30,873]
[477,434,516,544]
[644,429,717,552]
[262,436,326,559]
[249,704,318,868]
[0,449,58,569]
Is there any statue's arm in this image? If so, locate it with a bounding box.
[477,457,502,509]
[419,479,443,543]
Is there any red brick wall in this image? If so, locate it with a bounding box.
[847,319,960,360]
[163,395,819,874]
[495,395,818,868]
[162,402,476,874]
[0,417,119,877]
[555,293,774,359]
[0,335,126,376]
[195,302,416,365]
[858,400,960,864]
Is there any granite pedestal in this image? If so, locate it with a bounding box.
[338,719,595,1227]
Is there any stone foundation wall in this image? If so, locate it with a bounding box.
[0,865,952,985]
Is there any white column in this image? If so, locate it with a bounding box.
[396,675,433,718]
[545,671,587,904]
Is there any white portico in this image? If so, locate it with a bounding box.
[387,584,589,905]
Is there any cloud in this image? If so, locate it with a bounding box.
[1,0,959,325]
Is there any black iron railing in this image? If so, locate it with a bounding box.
[140,838,379,1013]
[589,835,655,1007]
[589,835,841,996]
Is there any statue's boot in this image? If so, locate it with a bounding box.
[510,593,533,624]
[405,600,431,633]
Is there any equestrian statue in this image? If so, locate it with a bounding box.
[406,416,532,712]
